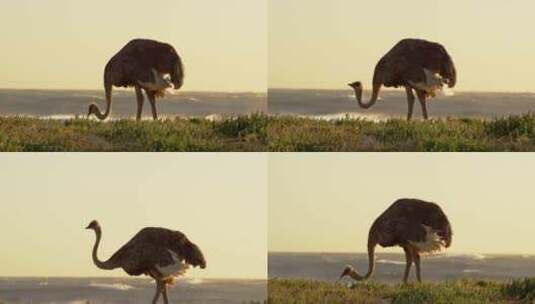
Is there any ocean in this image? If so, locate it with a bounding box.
[0,277,266,304]
[0,89,266,120]
[269,89,535,120]
[269,252,535,283]
[3,88,533,121]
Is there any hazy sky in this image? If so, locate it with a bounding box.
[269,154,535,255]
[0,154,267,279]
[269,0,535,92]
[0,0,267,92]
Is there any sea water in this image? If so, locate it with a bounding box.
[0,89,266,120]
[269,89,535,121]
[0,277,266,304]
[269,252,535,283]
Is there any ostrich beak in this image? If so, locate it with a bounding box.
[85,224,91,229]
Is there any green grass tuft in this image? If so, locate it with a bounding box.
[502,278,535,301]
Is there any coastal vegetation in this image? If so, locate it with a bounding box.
[0,114,267,152]
[3,113,535,151]
[268,278,535,304]
[268,114,535,152]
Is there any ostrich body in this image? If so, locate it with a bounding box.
[349,38,457,120]
[88,39,185,121]
[340,198,452,283]
[86,220,206,304]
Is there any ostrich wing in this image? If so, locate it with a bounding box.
[379,199,452,248]
[107,228,192,276]
[408,42,456,88]
[373,55,410,88]
[379,39,456,88]
[107,48,153,88]
[107,39,180,88]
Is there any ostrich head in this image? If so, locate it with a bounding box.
[85,220,101,231]
[87,104,98,117]
[339,264,354,279]
[348,81,363,101]
[184,241,206,269]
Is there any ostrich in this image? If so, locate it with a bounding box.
[86,220,206,304]
[138,68,173,98]
[88,39,185,121]
[348,38,457,120]
[339,198,452,283]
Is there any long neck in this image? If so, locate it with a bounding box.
[91,227,116,270]
[93,79,113,120]
[354,83,381,109]
[350,243,376,280]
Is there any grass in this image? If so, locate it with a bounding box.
[3,113,535,151]
[267,114,535,151]
[0,114,267,152]
[268,278,535,304]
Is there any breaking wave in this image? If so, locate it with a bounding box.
[377,259,405,265]
[89,282,135,291]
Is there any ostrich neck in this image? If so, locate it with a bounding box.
[93,105,109,120]
[92,228,116,270]
[351,243,376,281]
[92,83,112,120]
[354,83,380,109]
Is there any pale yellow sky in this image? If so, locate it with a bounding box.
[269,0,535,92]
[0,153,267,279]
[269,154,535,255]
[0,0,267,92]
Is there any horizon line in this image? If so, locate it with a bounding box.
[268,250,535,256]
[268,87,535,94]
[0,87,267,95]
[0,275,267,281]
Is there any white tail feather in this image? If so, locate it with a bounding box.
[408,68,446,97]
[409,225,446,254]
[155,250,190,279]
[138,68,173,97]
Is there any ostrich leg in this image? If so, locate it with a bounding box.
[162,284,169,304]
[405,87,415,121]
[402,246,413,283]
[135,85,145,121]
[416,90,428,120]
[152,281,163,304]
[413,251,422,282]
[147,91,159,120]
